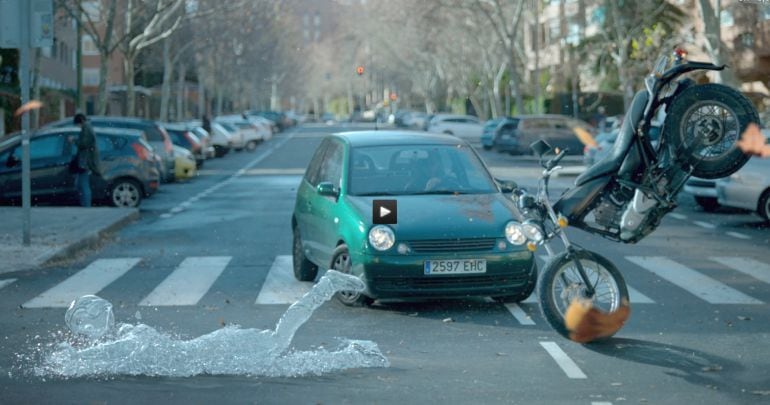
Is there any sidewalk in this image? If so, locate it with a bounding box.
[0,207,139,275]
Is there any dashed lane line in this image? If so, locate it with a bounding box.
[539,341,588,379]
[504,303,536,325]
[23,258,141,308]
[727,231,751,240]
[669,213,687,220]
[693,221,717,230]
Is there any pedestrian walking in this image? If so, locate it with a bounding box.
[73,113,101,207]
[202,114,212,134]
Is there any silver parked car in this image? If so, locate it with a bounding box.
[716,157,770,221]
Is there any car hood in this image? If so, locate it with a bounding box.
[345,193,516,240]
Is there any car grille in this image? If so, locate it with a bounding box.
[374,274,530,291]
[407,238,497,253]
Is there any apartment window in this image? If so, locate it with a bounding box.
[82,36,99,56]
[314,13,320,26]
[72,50,77,69]
[303,13,310,26]
[83,68,100,86]
[42,46,52,58]
[720,10,734,27]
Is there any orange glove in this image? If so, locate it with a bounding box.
[564,297,630,343]
[737,123,770,158]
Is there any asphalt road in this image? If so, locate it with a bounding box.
[1,123,769,404]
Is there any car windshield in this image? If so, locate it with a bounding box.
[347,144,497,196]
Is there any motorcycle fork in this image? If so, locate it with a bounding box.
[550,228,597,298]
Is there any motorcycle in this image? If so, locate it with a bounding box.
[508,50,759,342]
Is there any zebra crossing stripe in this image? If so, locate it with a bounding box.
[505,303,536,325]
[710,257,770,285]
[0,279,16,290]
[539,341,588,379]
[626,256,763,304]
[23,258,141,308]
[256,255,313,304]
[139,256,232,306]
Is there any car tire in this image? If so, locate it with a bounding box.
[292,227,318,281]
[482,145,492,151]
[110,178,142,208]
[330,244,373,307]
[694,196,720,212]
[245,140,259,152]
[758,189,770,221]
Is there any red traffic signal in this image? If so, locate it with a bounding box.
[356,65,364,76]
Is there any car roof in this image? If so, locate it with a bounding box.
[35,126,144,137]
[332,131,467,147]
[45,116,161,129]
[432,113,478,120]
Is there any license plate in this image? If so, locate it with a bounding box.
[424,259,486,275]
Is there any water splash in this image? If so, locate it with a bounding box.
[31,270,388,378]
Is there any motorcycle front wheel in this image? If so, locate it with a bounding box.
[665,83,759,179]
[537,250,629,341]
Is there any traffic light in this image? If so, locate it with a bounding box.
[356,65,364,76]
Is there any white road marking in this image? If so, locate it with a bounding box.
[170,206,184,214]
[669,213,687,220]
[256,255,313,304]
[539,341,588,379]
[592,402,613,405]
[23,259,141,308]
[160,213,172,219]
[0,279,17,290]
[504,303,536,325]
[627,286,655,304]
[139,256,231,306]
[693,221,716,229]
[726,231,751,240]
[522,293,538,304]
[710,257,770,285]
[626,256,763,304]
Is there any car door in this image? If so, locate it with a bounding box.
[312,140,345,266]
[296,139,329,263]
[459,117,481,139]
[0,133,70,199]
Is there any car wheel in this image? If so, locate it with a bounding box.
[758,190,770,221]
[482,145,492,151]
[245,140,259,152]
[694,196,720,212]
[292,227,318,281]
[331,244,372,307]
[110,178,142,208]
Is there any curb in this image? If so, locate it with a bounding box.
[40,209,140,267]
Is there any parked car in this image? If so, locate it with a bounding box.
[214,121,245,151]
[684,177,721,211]
[480,118,507,151]
[46,116,176,183]
[292,131,537,306]
[188,126,216,159]
[172,145,197,180]
[0,127,159,207]
[493,114,594,155]
[246,110,291,131]
[716,151,770,221]
[163,123,205,167]
[426,114,484,143]
[216,115,268,150]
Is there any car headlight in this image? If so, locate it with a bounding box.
[505,221,526,245]
[368,225,395,251]
[522,221,544,243]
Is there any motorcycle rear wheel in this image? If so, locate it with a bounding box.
[537,250,629,341]
[665,83,759,179]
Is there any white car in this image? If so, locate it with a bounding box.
[215,115,265,151]
[427,114,484,142]
[245,116,274,140]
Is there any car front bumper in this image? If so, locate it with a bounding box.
[355,250,536,299]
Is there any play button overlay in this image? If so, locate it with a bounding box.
[373,200,397,224]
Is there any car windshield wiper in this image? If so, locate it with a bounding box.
[355,192,401,196]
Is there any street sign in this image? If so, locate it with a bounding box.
[0,0,53,48]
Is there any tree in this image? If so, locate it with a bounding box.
[696,0,738,86]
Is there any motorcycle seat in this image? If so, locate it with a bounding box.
[576,91,650,186]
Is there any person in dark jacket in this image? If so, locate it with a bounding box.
[73,113,101,207]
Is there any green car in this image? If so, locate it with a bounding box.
[292,131,537,306]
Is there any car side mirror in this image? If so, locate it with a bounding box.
[317,182,339,198]
[495,178,518,193]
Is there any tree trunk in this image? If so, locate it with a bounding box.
[696,0,738,86]
[97,48,110,115]
[125,55,136,116]
[177,63,187,121]
[159,39,173,122]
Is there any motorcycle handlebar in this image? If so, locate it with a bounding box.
[661,61,726,83]
[546,148,568,171]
